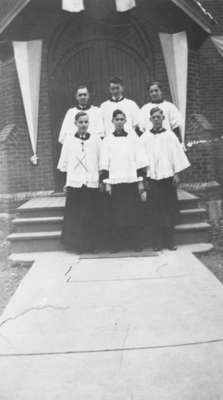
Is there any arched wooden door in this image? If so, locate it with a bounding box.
[48,14,153,190]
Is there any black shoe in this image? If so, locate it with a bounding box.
[152,245,163,252]
[166,245,177,251]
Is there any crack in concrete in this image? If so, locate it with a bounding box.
[66,274,190,284]
[119,323,131,371]
[0,305,70,329]
[156,263,168,275]
[64,266,72,276]
[64,258,81,282]
[1,337,223,358]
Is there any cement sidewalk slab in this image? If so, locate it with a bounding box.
[0,249,223,399]
[1,342,223,400]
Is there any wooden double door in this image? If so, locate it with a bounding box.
[48,12,153,190]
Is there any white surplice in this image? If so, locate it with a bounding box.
[141,129,190,180]
[58,105,104,144]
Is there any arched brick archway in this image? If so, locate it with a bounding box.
[48,13,154,190]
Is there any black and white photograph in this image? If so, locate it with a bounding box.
[0,0,223,398]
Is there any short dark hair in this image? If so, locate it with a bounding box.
[76,85,89,94]
[75,111,88,121]
[148,81,162,91]
[109,77,124,86]
[112,109,126,119]
[150,107,163,116]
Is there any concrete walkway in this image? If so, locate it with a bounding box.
[0,249,223,399]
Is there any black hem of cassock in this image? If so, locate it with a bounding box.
[147,177,179,228]
[109,183,143,229]
[103,182,145,249]
[61,186,101,251]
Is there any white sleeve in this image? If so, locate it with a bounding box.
[95,108,105,138]
[100,102,107,133]
[169,133,190,173]
[131,101,140,128]
[134,136,149,170]
[140,134,151,176]
[139,106,147,132]
[168,103,183,130]
[57,138,70,172]
[99,138,110,171]
[58,110,75,144]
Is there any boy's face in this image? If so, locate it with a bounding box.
[76,88,90,107]
[150,111,164,129]
[109,83,124,99]
[112,113,126,130]
[149,85,162,103]
[75,115,89,133]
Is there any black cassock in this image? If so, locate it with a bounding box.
[62,186,101,252]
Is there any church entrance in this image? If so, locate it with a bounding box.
[48,12,153,190]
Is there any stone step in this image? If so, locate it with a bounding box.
[8,222,211,253]
[8,231,63,253]
[13,207,207,233]
[179,208,207,224]
[13,216,63,233]
[16,190,199,219]
[177,190,199,210]
[8,242,214,265]
[18,203,200,219]
[18,207,64,219]
[175,222,210,245]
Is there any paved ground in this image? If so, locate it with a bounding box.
[198,249,223,283]
[0,240,29,315]
[0,249,223,399]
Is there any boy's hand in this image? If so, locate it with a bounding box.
[138,181,147,202]
[99,183,104,193]
[173,174,180,187]
[140,191,147,202]
[105,183,112,196]
[138,181,145,193]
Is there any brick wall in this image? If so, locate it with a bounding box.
[0,1,223,195]
[0,43,55,194]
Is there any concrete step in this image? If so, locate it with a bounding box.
[8,243,214,265]
[16,190,199,219]
[13,216,63,233]
[179,208,207,224]
[18,202,200,219]
[177,190,199,210]
[8,221,211,253]
[175,222,210,245]
[8,231,63,253]
[13,208,207,233]
[18,207,64,219]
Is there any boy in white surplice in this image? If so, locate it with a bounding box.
[100,109,148,252]
[100,77,140,137]
[140,81,183,143]
[57,111,101,253]
[58,85,104,144]
[141,107,190,251]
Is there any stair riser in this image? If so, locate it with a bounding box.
[14,222,62,233]
[17,199,199,219]
[178,199,199,210]
[18,209,64,218]
[175,229,210,245]
[179,212,207,225]
[9,229,210,253]
[14,205,207,233]
[10,238,64,253]
[14,215,207,233]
